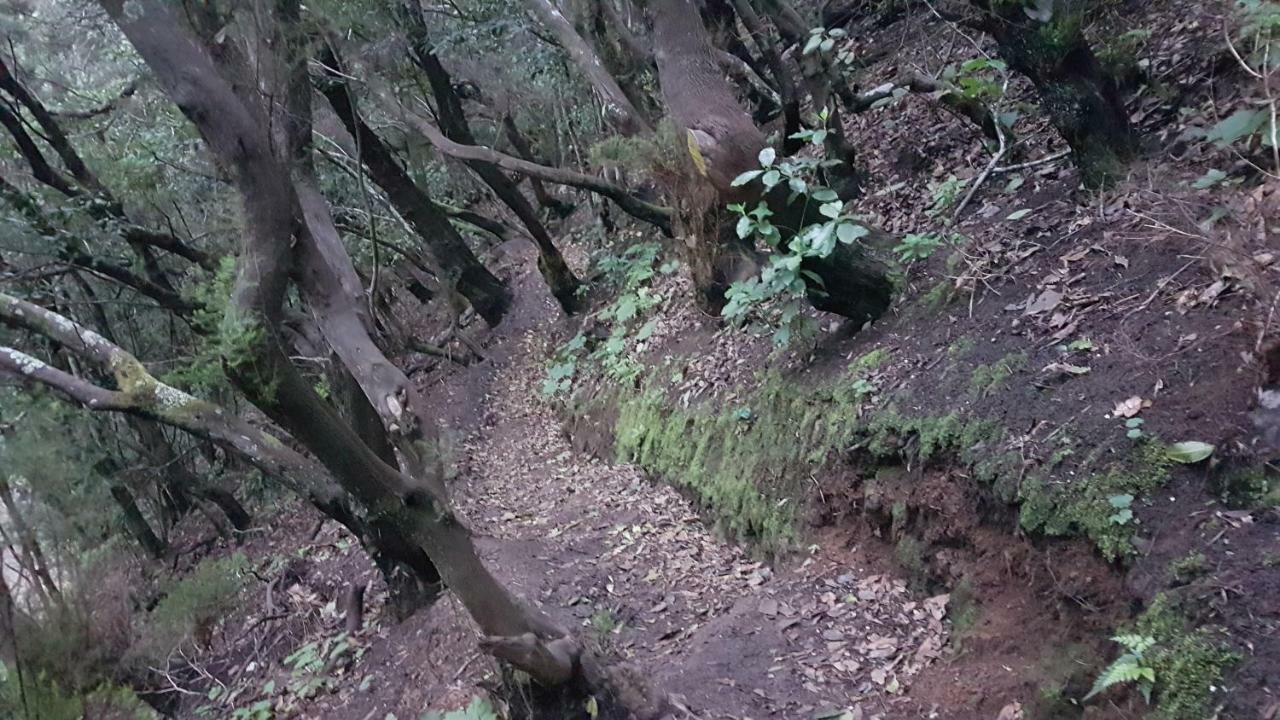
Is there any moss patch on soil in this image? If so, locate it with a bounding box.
[1130,593,1238,720]
[607,359,1177,562]
[1018,442,1174,561]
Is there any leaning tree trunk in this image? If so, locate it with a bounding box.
[651,0,768,310]
[391,30,584,314]
[651,0,892,321]
[110,484,168,559]
[314,75,511,326]
[524,0,651,136]
[501,114,575,217]
[973,0,1134,188]
[100,0,581,685]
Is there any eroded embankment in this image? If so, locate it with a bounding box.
[559,353,1252,719]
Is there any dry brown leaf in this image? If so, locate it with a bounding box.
[1114,396,1145,418]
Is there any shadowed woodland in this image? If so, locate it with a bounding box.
[0,0,1276,718]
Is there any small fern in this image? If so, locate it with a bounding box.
[1086,634,1157,702]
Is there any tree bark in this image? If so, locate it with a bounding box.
[0,478,62,606]
[393,102,674,233]
[730,0,803,153]
[314,66,512,326]
[109,483,168,559]
[0,294,430,615]
[99,0,579,684]
[651,0,893,320]
[385,30,583,312]
[970,0,1133,187]
[500,114,575,216]
[524,0,651,136]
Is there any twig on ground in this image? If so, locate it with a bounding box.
[992,149,1071,174]
[1258,290,1280,353]
[952,110,1007,221]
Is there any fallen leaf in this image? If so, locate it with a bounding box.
[1023,288,1063,316]
[1166,441,1214,464]
[759,598,779,617]
[997,702,1024,720]
[1113,396,1144,418]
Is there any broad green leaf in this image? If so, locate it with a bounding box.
[1108,493,1133,508]
[819,201,842,218]
[1205,109,1267,147]
[1191,168,1227,189]
[1166,441,1214,464]
[1006,208,1033,220]
[731,169,763,187]
[836,223,869,244]
[762,169,782,188]
[758,147,776,167]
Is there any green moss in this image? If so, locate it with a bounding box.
[947,338,975,359]
[1019,443,1173,560]
[851,348,891,372]
[1131,594,1238,720]
[1168,552,1208,584]
[1214,466,1279,508]
[968,352,1027,397]
[894,535,928,586]
[921,280,956,309]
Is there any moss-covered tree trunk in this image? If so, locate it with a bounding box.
[974,0,1134,187]
[651,0,892,321]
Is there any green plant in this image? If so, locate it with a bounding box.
[925,175,968,217]
[1086,634,1157,703]
[589,609,619,636]
[941,57,1010,103]
[725,147,871,347]
[134,554,249,662]
[804,26,859,66]
[1107,493,1134,525]
[968,352,1026,397]
[1168,552,1208,583]
[281,633,365,701]
[1203,1,1279,171]
[1124,417,1146,440]
[893,233,962,264]
[541,334,586,398]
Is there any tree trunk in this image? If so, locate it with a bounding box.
[110,484,168,559]
[651,0,892,320]
[392,37,583,313]
[199,488,252,534]
[0,478,62,606]
[99,0,580,684]
[501,114,575,217]
[730,0,803,153]
[973,0,1133,188]
[0,294,440,619]
[524,0,650,136]
[315,75,511,326]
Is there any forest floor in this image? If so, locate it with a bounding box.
[286,255,957,720]
[161,1,1280,718]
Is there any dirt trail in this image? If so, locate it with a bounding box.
[427,256,951,719]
